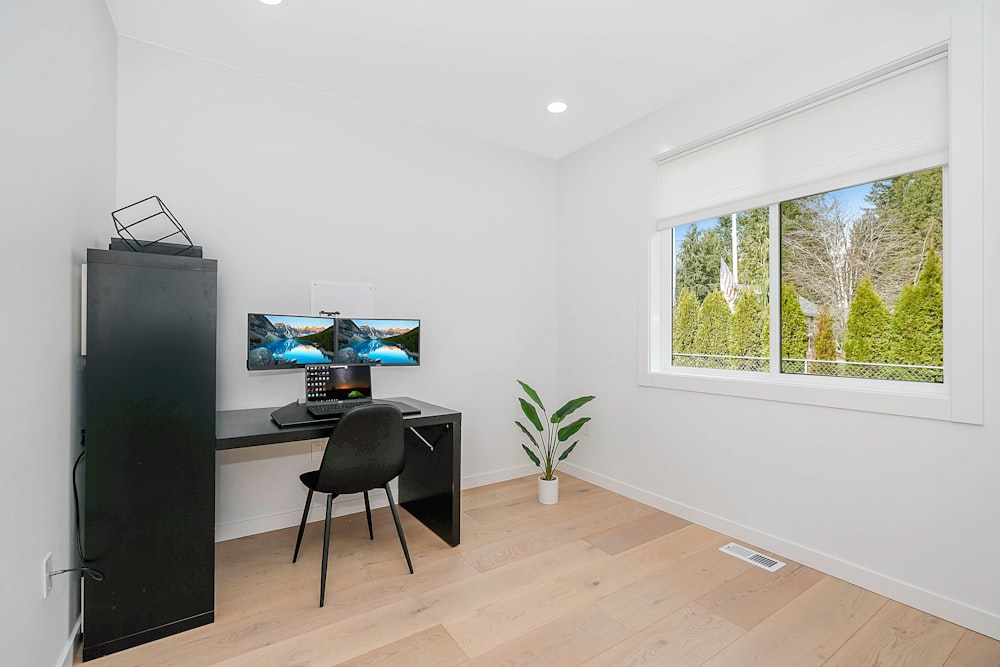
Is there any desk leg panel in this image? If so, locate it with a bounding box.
[399,418,461,546]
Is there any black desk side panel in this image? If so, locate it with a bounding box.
[399,415,461,547]
[83,249,217,660]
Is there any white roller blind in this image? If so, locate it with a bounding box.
[656,52,948,227]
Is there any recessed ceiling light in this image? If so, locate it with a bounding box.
[259,0,284,5]
[547,101,568,114]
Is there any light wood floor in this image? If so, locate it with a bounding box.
[79,474,1000,666]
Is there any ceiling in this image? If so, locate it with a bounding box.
[105,0,906,160]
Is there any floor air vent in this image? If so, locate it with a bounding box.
[719,542,785,572]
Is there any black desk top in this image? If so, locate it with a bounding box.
[216,397,461,450]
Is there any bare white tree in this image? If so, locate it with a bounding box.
[782,194,913,346]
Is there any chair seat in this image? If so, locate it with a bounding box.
[299,470,321,491]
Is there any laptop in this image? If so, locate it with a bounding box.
[305,365,373,417]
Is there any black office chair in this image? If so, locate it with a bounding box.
[292,404,413,607]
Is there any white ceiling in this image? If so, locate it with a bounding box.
[105,0,910,160]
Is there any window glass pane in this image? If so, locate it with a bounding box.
[779,167,943,382]
[672,207,770,372]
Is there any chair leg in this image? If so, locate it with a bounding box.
[319,494,333,607]
[292,488,314,563]
[385,484,413,574]
[363,491,373,540]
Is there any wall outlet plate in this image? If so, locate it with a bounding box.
[42,553,52,599]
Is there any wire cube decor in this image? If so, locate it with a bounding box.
[112,195,194,255]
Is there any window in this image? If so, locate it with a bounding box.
[640,43,986,423]
[665,170,943,384]
[781,170,943,383]
[672,206,770,373]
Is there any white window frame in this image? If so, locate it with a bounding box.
[638,32,984,425]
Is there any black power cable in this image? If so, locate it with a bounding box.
[72,448,105,582]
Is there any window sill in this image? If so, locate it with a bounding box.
[639,368,958,422]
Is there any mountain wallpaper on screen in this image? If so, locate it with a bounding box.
[336,319,420,365]
[247,314,337,367]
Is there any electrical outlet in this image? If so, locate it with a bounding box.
[311,440,326,463]
[42,553,52,599]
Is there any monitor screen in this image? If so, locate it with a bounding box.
[247,314,421,369]
[336,318,420,366]
[247,313,338,369]
[305,365,372,402]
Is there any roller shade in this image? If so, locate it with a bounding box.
[657,52,948,227]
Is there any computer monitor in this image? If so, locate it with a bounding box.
[336,318,420,366]
[247,313,338,369]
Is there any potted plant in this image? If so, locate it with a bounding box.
[515,380,594,504]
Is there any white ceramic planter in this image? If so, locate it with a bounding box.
[538,475,559,504]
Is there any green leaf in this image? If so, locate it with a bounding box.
[551,395,595,423]
[557,440,578,461]
[521,444,541,467]
[517,380,545,411]
[519,398,543,431]
[515,420,540,449]
[557,417,590,442]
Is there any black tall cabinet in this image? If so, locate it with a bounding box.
[83,249,217,661]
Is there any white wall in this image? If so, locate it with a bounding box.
[116,38,558,539]
[0,0,117,664]
[557,2,1000,639]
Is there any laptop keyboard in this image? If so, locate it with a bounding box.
[307,400,371,417]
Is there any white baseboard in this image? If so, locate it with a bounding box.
[215,465,542,542]
[56,616,81,667]
[462,464,538,490]
[215,490,390,542]
[215,465,540,542]
[561,462,1000,641]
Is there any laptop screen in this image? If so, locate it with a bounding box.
[305,365,372,403]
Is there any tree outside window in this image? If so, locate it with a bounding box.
[669,167,943,384]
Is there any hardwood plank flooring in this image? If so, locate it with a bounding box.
[77,474,1000,666]
[580,602,745,667]
[823,600,965,667]
[701,574,886,666]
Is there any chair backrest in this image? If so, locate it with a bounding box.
[315,404,405,494]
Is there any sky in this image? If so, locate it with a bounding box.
[263,315,417,331]
[347,319,418,331]
[265,314,336,329]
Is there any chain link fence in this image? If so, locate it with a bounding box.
[672,354,769,372]
[673,354,943,383]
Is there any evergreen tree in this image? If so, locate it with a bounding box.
[694,290,731,365]
[867,167,943,260]
[672,288,700,359]
[844,277,891,377]
[781,283,808,373]
[728,289,769,371]
[812,306,838,375]
[890,249,943,380]
[675,224,728,302]
[862,167,943,308]
[715,214,733,253]
[735,207,770,295]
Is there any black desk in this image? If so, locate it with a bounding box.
[216,397,461,546]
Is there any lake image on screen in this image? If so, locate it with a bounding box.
[259,339,336,365]
[343,339,418,365]
[247,313,338,368]
[337,319,420,366]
